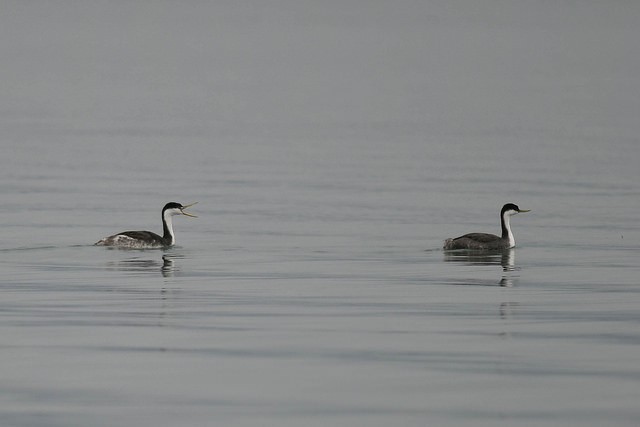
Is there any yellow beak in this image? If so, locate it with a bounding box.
[181,202,198,218]
[519,208,531,213]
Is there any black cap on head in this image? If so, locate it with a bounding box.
[501,203,520,213]
[163,202,183,211]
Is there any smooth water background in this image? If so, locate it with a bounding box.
[2,1,639,426]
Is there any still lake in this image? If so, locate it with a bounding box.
[2,134,639,427]
[2,2,640,426]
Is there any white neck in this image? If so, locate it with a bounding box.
[503,213,515,248]
[164,210,175,245]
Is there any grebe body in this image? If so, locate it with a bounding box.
[443,203,529,250]
[95,202,197,248]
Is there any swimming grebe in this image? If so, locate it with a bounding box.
[443,203,529,250]
[95,202,197,248]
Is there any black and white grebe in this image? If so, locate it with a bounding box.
[443,203,530,250]
[95,202,197,248]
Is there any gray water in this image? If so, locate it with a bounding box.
[2,1,640,426]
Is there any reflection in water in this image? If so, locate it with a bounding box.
[499,301,520,319]
[106,254,180,277]
[444,250,521,330]
[444,249,518,287]
[161,255,177,277]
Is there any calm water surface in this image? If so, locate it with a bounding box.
[2,2,640,426]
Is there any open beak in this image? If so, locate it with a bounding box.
[181,202,198,218]
[518,208,531,213]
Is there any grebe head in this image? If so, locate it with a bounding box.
[501,203,530,217]
[163,202,198,218]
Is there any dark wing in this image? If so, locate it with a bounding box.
[118,230,163,242]
[443,233,501,250]
[95,230,165,247]
[454,233,500,243]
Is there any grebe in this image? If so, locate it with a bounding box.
[443,203,530,250]
[95,202,197,248]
